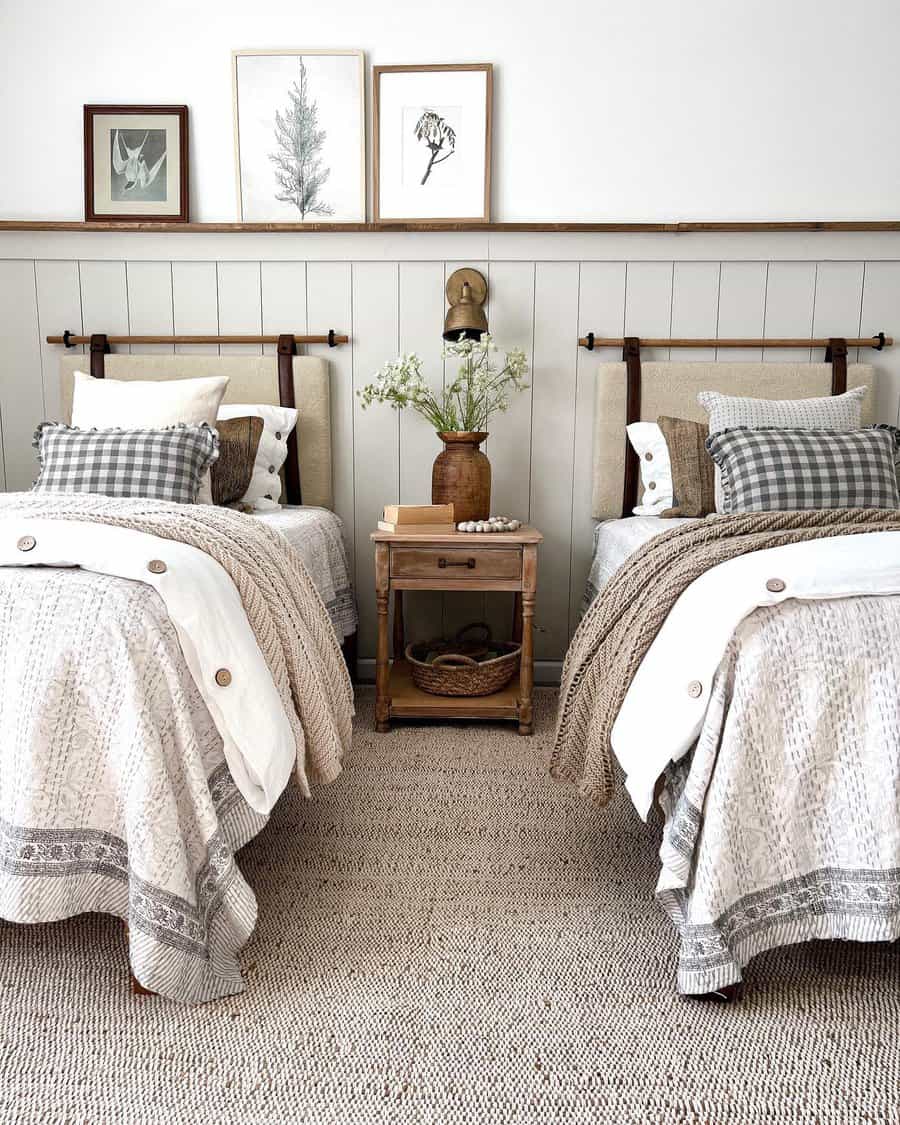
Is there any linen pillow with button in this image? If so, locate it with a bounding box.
[70,371,229,504]
[217,403,298,511]
[625,422,673,515]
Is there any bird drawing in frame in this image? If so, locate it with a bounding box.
[111,130,167,192]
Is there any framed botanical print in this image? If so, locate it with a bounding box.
[84,105,189,222]
[373,63,492,224]
[232,48,365,222]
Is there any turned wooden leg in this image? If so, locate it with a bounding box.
[518,546,537,735]
[375,543,391,732]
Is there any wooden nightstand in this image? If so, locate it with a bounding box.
[371,525,543,735]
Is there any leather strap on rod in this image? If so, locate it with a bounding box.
[622,337,642,517]
[89,333,110,379]
[276,334,302,506]
[825,337,848,395]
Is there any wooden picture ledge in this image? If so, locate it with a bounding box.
[1,220,900,234]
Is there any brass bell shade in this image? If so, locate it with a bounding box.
[443,268,489,341]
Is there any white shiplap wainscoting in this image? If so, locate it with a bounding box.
[2,230,900,680]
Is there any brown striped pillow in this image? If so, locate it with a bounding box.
[211,417,264,507]
[657,416,716,518]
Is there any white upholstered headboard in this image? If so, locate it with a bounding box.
[59,353,333,510]
[591,360,876,521]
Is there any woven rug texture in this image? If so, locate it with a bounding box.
[1,690,897,1125]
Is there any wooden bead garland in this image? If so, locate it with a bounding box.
[456,515,522,533]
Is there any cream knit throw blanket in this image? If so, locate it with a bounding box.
[0,493,353,791]
[552,508,900,806]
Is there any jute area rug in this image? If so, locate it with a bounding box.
[1,690,897,1125]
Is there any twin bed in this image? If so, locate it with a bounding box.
[0,352,356,1001]
[557,355,900,996]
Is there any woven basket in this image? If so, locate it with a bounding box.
[406,623,521,697]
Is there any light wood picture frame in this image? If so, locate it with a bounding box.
[373,63,492,224]
[84,105,189,223]
[232,48,366,222]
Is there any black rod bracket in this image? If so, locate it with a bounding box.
[328,328,336,348]
[873,331,886,351]
[585,331,595,351]
[62,329,75,349]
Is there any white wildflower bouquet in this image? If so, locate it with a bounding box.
[358,334,529,433]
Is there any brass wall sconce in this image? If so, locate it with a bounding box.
[443,268,488,341]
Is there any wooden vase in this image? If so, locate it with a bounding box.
[432,431,491,523]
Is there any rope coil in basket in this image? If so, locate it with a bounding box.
[405,622,521,697]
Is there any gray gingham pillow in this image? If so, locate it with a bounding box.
[697,385,868,434]
[32,423,219,504]
[706,426,900,513]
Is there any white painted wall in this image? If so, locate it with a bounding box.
[2,0,900,221]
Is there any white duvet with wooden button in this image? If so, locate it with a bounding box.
[575,515,900,995]
[0,493,353,1003]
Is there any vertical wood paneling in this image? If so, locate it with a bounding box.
[352,262,400,657]
[3,243,900,672]
[126,261,174,353]
[79,261,129,347]
[859,262,900,424]
[811,261,865,361]
[670,262,720,360]
[624,261,673,360]
[398,261,445,644]
[716,262,768,360]
[530,261,579,661]
[34,260,82,423]
[482,260,536,641]
[569,262,626,632]
[0,261,42,489]
[261,261,307,356]
[216,261,262,354]
[763,262,816,361]
[172,261,219,354]
[307,262,355,570]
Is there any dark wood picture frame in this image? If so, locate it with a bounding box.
[84,105,189,223]
[373,64,492,225]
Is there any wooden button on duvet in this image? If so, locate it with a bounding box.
[687,680,703,698]
[16,536,36,552]
[215,668,232,687]
[147,560,167,574]
[766,578,786,593]
[645,451,654,461]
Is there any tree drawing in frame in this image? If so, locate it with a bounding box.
[270,57,333,218]
[414,110,456,185]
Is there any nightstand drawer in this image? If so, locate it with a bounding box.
[390,546,521,581]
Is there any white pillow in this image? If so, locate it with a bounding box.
[217,403,298,511]
[71,373,229,504]
[625,422,673,515]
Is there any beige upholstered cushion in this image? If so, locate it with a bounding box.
[60,354,333,510]
[592,362,876,520]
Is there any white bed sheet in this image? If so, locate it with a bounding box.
[582,516,696,612]
[252,506,357,641]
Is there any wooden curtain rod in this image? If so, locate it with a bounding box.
[46,331,349,347]
[579,334,892,351]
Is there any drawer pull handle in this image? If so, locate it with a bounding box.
[438,557,476,569]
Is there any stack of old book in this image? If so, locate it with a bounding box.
[377,503,456,533]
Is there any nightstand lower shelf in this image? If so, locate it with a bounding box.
[386,659,523,723]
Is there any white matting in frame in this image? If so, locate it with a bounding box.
[233,48,365,223]
[375,64,492,223]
